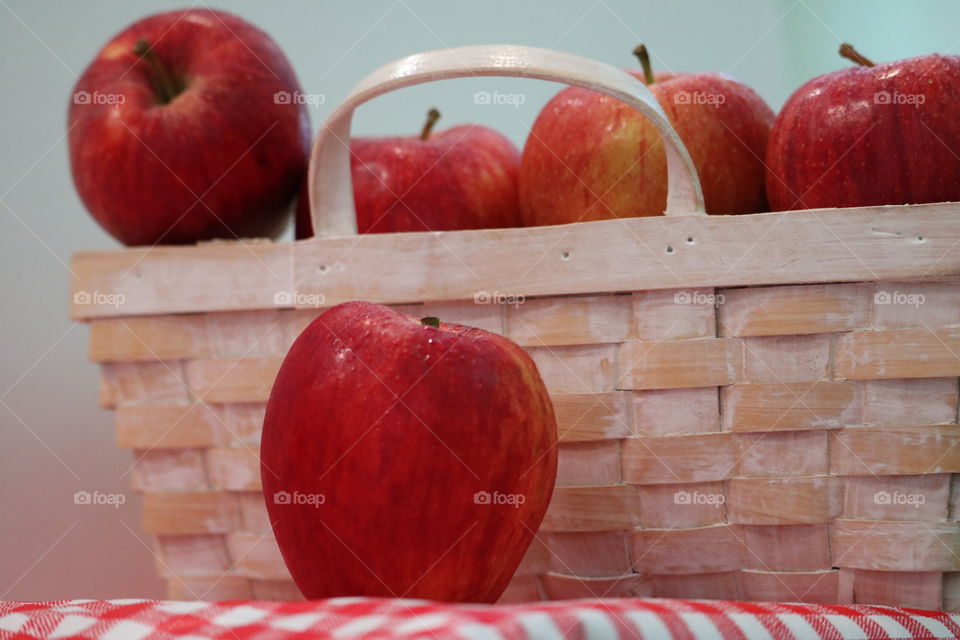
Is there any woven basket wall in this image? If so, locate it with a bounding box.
[71,206,960,608]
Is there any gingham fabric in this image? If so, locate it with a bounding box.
[2,598,959,640]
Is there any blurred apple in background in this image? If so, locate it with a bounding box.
[68,8,310,246]
[261,301,557,602]
[519,45,774,225]
[296,109,521,238]
[766,43,960,210]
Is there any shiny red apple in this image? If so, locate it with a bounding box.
[519,45,774,225]
[260,301,557,602]
[69,8,310,246]
[766,43,960,210]
[296,109,521,237]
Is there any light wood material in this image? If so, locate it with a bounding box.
[740,525,831,571]
[831,521,960,572]
[835,327,960,379]
[497,575,544,603]
[116,403,263,448]
[622,433,737,484]
[631,289,717,340]
[142,491,240,535]
[540,486,641,532]
[155,535,231,577]
[726,477,843,525]
[735,431,830,478]
[843,474,950,521]
[634,482,728,529]
[225,532,289,580]
[207,448,262,491]
[506,294,631,347]
[862,378,959,426]
[633,388,720,437]
[619,338,743,390]
[71,241,292,319]
[540,531,630,577]
[556,441,621,487]
[100,361,190,408]
[722,381,861,432]
[718,283,872,337]
[651,572,738,600]
[526,344,617,394]
[550,392,632,442]
[70,205,960,320]
[541,573,652,599]
[632,525,745,574]
[184,357,284,404]
[738,570,839,604]
[845,570,942,609]
[166,576,252,600]
[830,425,960,476]
[89,311,286,362]
[741,334,832,384]
[131,449,207,492]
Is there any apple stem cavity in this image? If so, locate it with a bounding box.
[839,43,875,67]
[633,44,655,85]
[420,316,440,329]
[420,108,441,141]
[133,38,183,104]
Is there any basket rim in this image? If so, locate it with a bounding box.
[69,202,960,320]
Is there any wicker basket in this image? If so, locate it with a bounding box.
[70,46,960,608]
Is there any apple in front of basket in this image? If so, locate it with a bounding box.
[68,8,310,246]
[260,301,558,602]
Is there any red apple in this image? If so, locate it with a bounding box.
[519,45,774,225]
[296,109,521,237]
[68,9,310,246]
[260,301,557,602]
[766,44,960,210]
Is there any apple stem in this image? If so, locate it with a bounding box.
[420,316,440,328]
[838,43,875,67]
[133,39,181,103]
[633,44,655,85]
[420,108,441,141]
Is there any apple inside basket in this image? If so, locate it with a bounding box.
[70,45,960,607]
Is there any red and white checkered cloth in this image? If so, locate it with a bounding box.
[2,598,959,640]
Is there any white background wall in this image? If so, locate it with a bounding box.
[2,0,958,601]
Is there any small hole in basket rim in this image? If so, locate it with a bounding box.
[686,236,695,244]
[666,246,674,254]
[561,251,571,261]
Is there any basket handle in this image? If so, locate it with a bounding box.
[307,44,706,237]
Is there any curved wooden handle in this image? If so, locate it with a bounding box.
[307,44,706,237]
